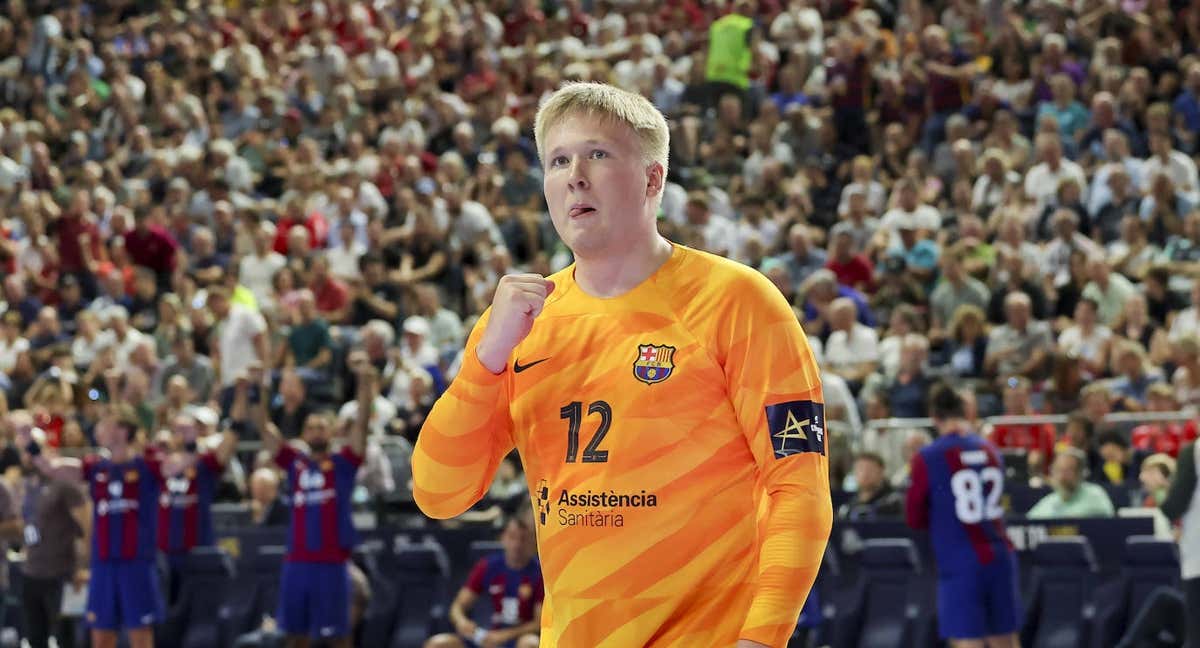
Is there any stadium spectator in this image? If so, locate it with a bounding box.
[1096,431,1142,491]
[1161,440,1200,646]
[1131,383,1200,458]
[988,377,1057,475]
[1139,453,1175,508]
[985,292,1053,382]
[1028,448,1116,519]
[424,507,542,648]
[838,452,904,520]
[11,413,88,648]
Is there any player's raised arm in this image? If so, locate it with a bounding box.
[722,270,833,648]
[413,274,553,519]
[349,365,375,459]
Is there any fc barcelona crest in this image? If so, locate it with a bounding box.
[633,344,676,385]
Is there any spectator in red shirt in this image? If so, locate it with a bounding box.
[123,206,180,292]
[826,227,874,293]
[53,189,103,299]
[309,255,350,324]
[1131,383,1199,458]
[988,376,1057,475]
[273,198,328,255]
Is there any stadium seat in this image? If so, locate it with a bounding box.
[833,538,936,648]
[354,541,402,648]
[161,547,237,648]
[219,545,286,646]
[1022,537,1099,648]
[390,537,452,648]
[1092,536,1181,648]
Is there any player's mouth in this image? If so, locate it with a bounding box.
[568,203,597,218]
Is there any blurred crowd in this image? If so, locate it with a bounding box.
[0,0,1197,512]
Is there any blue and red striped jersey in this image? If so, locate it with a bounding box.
[157,452,225,554]
[465,554,544,630]
[275,445,362,563]
[84,451,165,562]
[906,432,1014,569]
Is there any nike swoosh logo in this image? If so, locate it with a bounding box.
[513,357,550,373]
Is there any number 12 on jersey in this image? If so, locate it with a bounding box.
[950,467,1004,524]
[560,400,611,463]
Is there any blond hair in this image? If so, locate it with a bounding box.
[533,82,669,179]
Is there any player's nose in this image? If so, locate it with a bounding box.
[568,158,590,191]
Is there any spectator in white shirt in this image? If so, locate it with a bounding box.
[1058,297,1112,378]
[1144,131,1200,205]
[880,178,940,248]
[1025,132,1087,212]
[684,193,735,257]
[825,297,880,389]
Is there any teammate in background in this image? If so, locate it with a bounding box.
[156,410,238,603]
[425,507,542,648]
[413,81,831,647]
[258,362,372,648]
[21,407,166,648]
[906,384,1022,648]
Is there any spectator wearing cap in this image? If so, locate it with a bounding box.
[399,316,438,370]
[885,212,940,286]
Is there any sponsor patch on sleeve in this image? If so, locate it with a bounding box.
[764,400,826,459]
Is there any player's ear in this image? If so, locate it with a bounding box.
[645,162,664,197]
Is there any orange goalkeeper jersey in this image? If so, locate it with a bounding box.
[413,244,832,648]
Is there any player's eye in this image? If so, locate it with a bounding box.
[589,149,608,159]
[550,156,569,168]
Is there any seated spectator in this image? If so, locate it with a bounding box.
[861,334,932,419]
[889,429,933,489]
[308,255,351,324]
[1028,448,1116,518]
[1057,297,1111,379]
[823,297,879,390]
[939,304,989,380]
[1057,413,1103,477]
[248,467,288,526]
[988,377,1057,476]
[425,508,542,648]
[1170,334,1200,409]
[839,452,904,520]
[1097,431,1141,490]
[278,290,334,382]
[928,244,990,342]
[825,227,874,294]
[1138,453,1175,508]
[876,304,922,378]
[1108,340,1163,411]
[1130,384,1199,458]
[801,269,875,338]
[984,292,1053,382]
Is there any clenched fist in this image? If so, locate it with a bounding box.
[476,274,555,373]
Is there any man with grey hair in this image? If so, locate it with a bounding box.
[985,291,1053,381]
